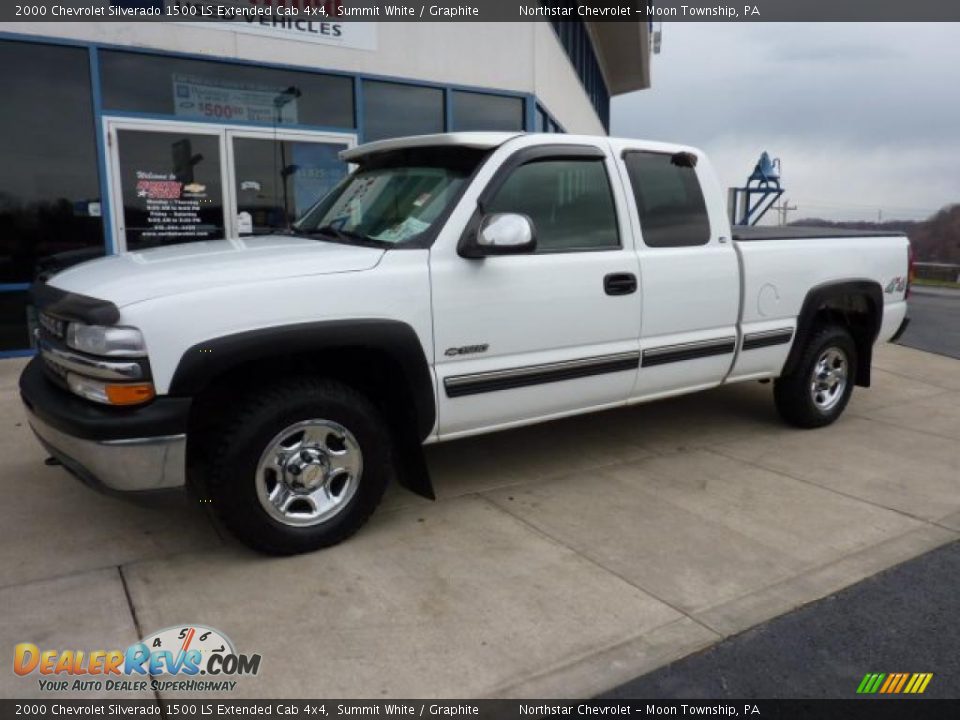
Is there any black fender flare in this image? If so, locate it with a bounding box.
[168,319,437,442]
[783,279,884,387]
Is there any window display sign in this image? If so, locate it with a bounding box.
[136,171,214,243]
[173,74,299,124]
[115,129,226,250]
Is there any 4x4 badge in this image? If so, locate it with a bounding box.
[885,276,907,293]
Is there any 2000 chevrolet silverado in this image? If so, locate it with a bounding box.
[20,132,911,554]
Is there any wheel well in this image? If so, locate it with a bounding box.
[785,282,883,388]
[185,348,435,499]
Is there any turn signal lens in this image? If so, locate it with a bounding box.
[66,373,155,406]
[105,383,156,406]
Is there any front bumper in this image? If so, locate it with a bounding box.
[19,357,190,494]
[26,408,186,494]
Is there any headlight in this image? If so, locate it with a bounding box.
[65,324,146,357]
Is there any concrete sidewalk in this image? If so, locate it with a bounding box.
[1,343,958,699]
[601,539,960,699]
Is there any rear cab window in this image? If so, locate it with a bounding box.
[622,151,711,248]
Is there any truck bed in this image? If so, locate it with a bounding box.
[731,225,910,352]
[732,225,905,242]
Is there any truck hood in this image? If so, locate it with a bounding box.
[47,235,385,308]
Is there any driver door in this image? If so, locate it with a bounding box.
[429,143,642,439]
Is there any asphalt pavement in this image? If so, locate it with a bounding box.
[602,285,960,700]
[897,286,960,360]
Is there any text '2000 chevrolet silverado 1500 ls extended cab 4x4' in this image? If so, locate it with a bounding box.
[20,132,912,554]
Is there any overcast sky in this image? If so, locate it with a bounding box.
[611,23,960,223]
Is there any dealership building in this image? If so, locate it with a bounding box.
[0,9,652,355]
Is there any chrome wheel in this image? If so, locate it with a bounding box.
[810,347,848,413]
[255,420,363,527]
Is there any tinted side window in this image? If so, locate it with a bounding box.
[623,152,710,248]
[363,81,444,142]
[486,159,619,252]
[0,41,104,284]
[451,92,524,132]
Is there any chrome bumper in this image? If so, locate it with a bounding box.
[26,408,186,493]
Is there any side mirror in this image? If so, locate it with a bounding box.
[460,213,536,258]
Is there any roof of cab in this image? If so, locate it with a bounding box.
[340,132,522,162]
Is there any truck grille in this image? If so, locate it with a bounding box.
[42,354,69,382]
[38,312,66,340]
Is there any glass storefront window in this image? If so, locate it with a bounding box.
[0,40,105,350]
[362,81,444,142]
[0,41,105,284]
[100,51,355,129]
[233,138,348,235]
[451,91,524,132]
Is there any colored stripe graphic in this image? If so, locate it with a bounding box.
[856,673,885,693]
[857,672,933,694]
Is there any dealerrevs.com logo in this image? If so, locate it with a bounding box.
[14,625,262,693]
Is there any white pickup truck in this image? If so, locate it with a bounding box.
[21,132,911,554]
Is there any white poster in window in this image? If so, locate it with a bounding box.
[172,74,300,124]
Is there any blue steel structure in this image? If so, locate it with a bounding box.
[730,152,784,226]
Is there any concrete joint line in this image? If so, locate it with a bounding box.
[478,494,721,638]
[845,410,960,443]
[118,566,165,712]
[702,446,935,526]
[870,365,958,392]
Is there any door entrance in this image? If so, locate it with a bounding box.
[104,119,355,252]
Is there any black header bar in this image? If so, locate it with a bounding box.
[5,0,960,23]
[3,699,960,719]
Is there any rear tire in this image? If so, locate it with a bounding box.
[205,377,393,555]
[774,325,857,428]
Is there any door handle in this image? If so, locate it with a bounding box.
[604,273,637,296]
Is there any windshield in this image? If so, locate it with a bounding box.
[294,147,488,246]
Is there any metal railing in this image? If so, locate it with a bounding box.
[914,262,960,283]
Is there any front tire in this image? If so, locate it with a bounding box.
[774,325,857,428]
[205,378,393,555]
